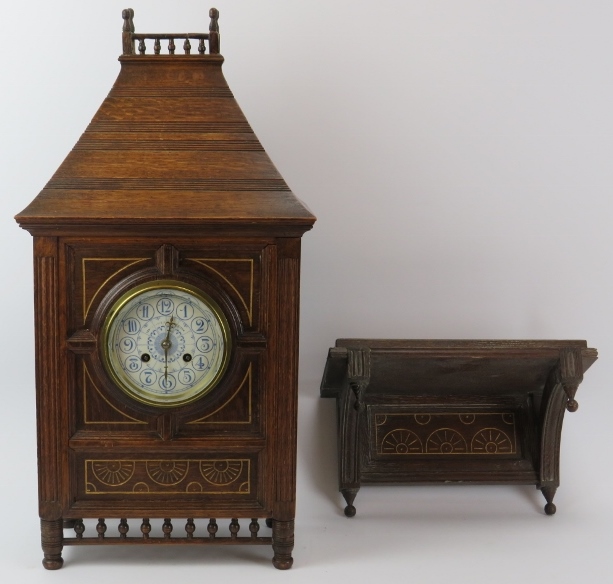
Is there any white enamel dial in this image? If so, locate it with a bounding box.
[102,280,231,407]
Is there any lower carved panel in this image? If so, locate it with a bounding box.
[84,458,251,495]
[373,412,518,456]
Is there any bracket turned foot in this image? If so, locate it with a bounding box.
[341,488,359,517]
[271,519,294,570]
[541,485,558,515]
[41,519,64,570]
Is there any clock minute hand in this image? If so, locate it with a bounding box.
[161,316,175,382]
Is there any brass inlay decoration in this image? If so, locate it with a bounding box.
[426,429,468,454]
[92,461,135,486]
[83,365,147,425]
[85,459,251,495]
[187,259,253,326]
[375,412,517,455]
[188,365,252,424]
[200,460,243,485]
[146,461,190,486]
[82,257,148,321]
[471,428,514,454]
[381,429,423,454]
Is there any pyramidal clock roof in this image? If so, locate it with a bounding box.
[16,8,315,237]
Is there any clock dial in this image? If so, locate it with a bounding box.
[102,280,231,407]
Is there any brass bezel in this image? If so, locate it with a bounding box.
[101,279,232,408]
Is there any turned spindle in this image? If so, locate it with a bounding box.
[207,518,218,538]
[249,518,260,539]
[162,518,173,539]
[229,518,240,539]
[118,518,129,539]
[140,518,151,539]
[73,519,85,539]
[96,518,106,539]
[185,518,195,538]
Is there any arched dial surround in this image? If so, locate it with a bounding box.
[101,280,231,407]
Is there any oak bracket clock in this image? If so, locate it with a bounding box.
[15,8,315,570]
[321,339,597,517]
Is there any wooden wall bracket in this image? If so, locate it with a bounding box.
[321,339,597,517]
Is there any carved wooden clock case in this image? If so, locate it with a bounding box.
[15,8,315,570]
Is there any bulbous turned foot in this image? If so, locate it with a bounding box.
[566,399,579,412]
[341,488,358,517]
[272,556,294,570]
[41,518,64,570]
[541,485,558,516]
[42,557,64,570]
[271,519,294,570]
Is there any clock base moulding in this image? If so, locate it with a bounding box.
[42,517,295,571]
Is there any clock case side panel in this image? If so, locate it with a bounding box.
[267,238,302,523]
[33,237,70,521]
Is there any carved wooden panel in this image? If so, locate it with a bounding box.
[65,240,267,333]
[373,411,518,457]
[72,355,262,436]
[83,458,252,495]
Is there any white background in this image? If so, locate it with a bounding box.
[1,1,612,582]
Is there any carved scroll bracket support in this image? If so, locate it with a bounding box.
[348,348,370,412]
[539,348,585,515]
[339,348,370,517]
[559,347,584,413]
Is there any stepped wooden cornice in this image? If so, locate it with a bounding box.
[16,8,315,238]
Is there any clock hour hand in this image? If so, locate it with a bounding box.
[161,316,175,381]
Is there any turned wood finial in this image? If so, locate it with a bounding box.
[122,8,135,55]
[209,8,219,32]
[209,7,220,54]
[122,8,135,32]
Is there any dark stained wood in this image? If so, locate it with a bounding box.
[321,339,597,517]
[16,8,314,570]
